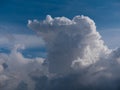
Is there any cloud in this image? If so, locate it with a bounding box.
[0,44,47,90]
[0,15,120,90]
[27,15,120,90]
[28,15,110,74]
[0,34,45,48]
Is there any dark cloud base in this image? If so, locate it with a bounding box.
[2,74,120,90]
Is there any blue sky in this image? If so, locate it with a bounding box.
[0,0,120,28]
[0,0,120,53]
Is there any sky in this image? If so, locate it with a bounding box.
[0,0,120,48]
[0,0,120,90]
[0,0,120,27]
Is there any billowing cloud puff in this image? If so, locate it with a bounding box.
[0,44,47,90]
[28,15,110,74]
[0,15,120,90]
[27,15,120,90]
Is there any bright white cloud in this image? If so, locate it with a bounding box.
[27,15,120,90]
[28,15,110,74]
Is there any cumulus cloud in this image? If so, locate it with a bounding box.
[27,15,120,90]
[28,15,110,74]
[0,44,47,90]
[0,15,120,90]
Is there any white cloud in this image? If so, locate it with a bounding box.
[28,15,110,74]
[0,44,47,90]
[0,15,120,90]
[27,15,120,90]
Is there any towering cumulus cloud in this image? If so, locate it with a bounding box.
[0,15,120,90]
[28,15,120,90]
[28,15,110,74]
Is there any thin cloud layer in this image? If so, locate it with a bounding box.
[0,34,45,48]
[0,15,120,90]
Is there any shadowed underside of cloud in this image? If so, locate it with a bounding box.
[0,15,120,90]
